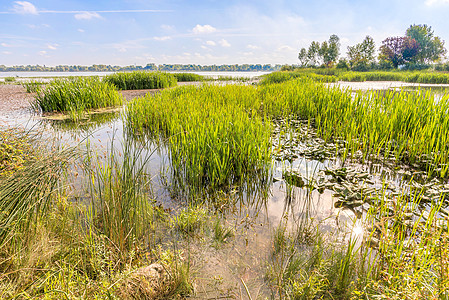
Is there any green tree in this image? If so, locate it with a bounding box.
[298,48,308,67]
[347,35,376,70]
[406,24,446,63]
[326,34,340,66]
[379,36,420,68]
[307,41,321,67]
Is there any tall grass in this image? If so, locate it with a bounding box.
[0,141,76,248]
[21,80,45,93]
[259,79,449,177]
[33,77,123,119]
[127,84,272,196]
[172,72,205,82]
[0,128,193,298]
[260,71,337,85]
[85,136,155,255]
[103,71,177,90]
[338,71,449,84]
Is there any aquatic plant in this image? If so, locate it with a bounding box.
[127,84,272,196]
[103,71,177,90]
[33,76,123,119]
[21,80,45,93]
[172,72,205,82]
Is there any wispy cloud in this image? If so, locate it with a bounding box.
[47,44,58,50]
[74,12,102,20]
[2,51,12,55]
[192,24,217,34]
[205,40,216,46]
[247,44,260,50]
[154,36,172,41]
[1,1,172,18]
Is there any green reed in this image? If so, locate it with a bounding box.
[172,72,205,82]
[127,84,272,196]
[33,76,123,119]
[260,79,449,177]
[260,71,337,85]
[103,71,177,90]
[21,80,45,93]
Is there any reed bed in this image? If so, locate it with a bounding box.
[103,71,177,90]
[260,79,449,177]
[260,71,337,85]
[21,80,45,93]
[172,72,205,82]
[127,84,272,196]
[33,77,123,119]
[338,71,449,84]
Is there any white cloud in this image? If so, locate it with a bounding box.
[425,0,449,5]
[1,43,12,47]
[206,40,216,46]
[13,1,38,15]
[47,44,58,50]
[154,36,172,41]
[192,24,217,34]
[201,45,210,50]
[38,50,47,56]
[247,44,260,50]
[218,39,231,47]
[161,24,174,31]
[277,45,295,52]
[78,29,85,33]
[74,12,102,20]
[2,51,12,55]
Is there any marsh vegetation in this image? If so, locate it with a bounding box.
[0,71,448,299]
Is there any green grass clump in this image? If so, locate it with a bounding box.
[339,72,367,82]
[127,84,272,195]
[405,72,449,84]
[104,71,177,90]
[4,77,15,82]
[172,72,205,82]
[260,71,337,85]
[34,77,123,119]
[21,80,45,93]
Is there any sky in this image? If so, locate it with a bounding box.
[1,0,449,66]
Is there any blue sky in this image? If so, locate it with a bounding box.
[1,0,449,66]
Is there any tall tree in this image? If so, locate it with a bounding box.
[347,36,376,68]
[406,24,446,63]
[298,48,308,67]
[327,34,341,65]
[379,36,420,68]
[307,41,321,67]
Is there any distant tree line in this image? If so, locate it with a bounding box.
[297,24,447,71]
[0,63,281,72]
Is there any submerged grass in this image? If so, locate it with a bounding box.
[103,71,177,90]
[33,76,123,119]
